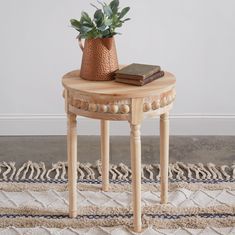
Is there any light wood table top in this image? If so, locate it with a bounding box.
[62,70,176,99]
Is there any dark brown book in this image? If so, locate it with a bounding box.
[115,71,165,86]
[115,63,161,80]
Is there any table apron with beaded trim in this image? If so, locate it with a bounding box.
[62,70,176,233]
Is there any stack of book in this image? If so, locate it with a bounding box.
[115,63,164,86]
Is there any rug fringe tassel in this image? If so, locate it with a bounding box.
[0,161,234,181]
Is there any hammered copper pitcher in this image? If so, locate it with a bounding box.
[78,37,119,81]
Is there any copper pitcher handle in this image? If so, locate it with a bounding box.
[77,34,84,51]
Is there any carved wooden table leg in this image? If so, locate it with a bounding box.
[130,123,142,233]
[160,112,169,204]
[67,113,78,217]
[101,120,110,191]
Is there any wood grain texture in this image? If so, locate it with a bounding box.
[67,113,77,217]
[160,112,169,204]
[130,99,144,125]
[64,89,69,113]
[130,124,142,233]
[129,99,143,232]
[101,120,110,191]
[69,106,129,121]
[62,70,176,99]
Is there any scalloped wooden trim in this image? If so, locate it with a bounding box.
[66,88,176,116]
[143,88,176,113]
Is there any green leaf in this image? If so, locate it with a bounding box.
[103,5,112,17]
[98,24,107,31]
[104,18,112,26]
[70,19,80,30]
[81,11,93,25]
[111,14,118,24]
[90,3,99,10]
[86,29,99,39]
[113,32,121,35]
[93,32,103,38]
[116,22,122,27]
[110,0,119,14]
[80,25,93,34]
[119,7,130,19]
[82,22,94,28]
[122,18,131,22]
[102,29,111,37]
[94,9,103,22]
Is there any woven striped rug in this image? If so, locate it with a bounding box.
[0,161,234,235]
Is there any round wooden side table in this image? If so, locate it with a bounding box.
[62,70,176,232]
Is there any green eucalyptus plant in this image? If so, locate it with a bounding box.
[70,0,130,39]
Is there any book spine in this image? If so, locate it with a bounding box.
[142,71,165,85]
[115,71,165,86]
[115,66,161,80]
[142,66,161,79]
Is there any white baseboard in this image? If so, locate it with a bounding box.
[0,114,234,136]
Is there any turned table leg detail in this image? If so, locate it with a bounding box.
[130,124,142,233]
[67,113,78,218]
[160,112,169,204]
[101,120,110,191]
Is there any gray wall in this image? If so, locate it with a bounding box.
[0,0,235,135]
